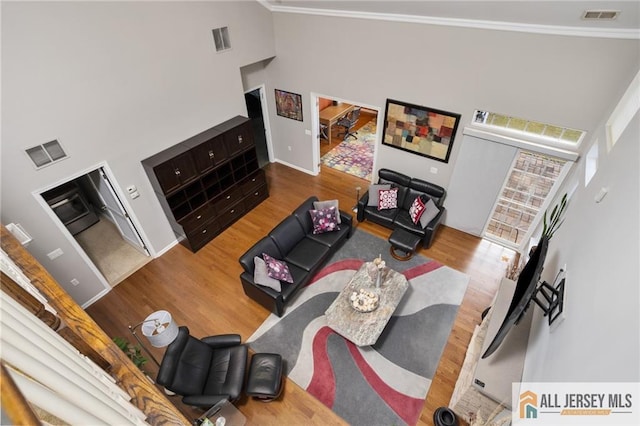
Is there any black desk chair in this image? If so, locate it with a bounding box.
[156,326,248,408]
[337,107,361,141]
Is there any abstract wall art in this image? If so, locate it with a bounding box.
[382,99,461,163]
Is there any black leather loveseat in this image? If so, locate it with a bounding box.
[239,196,353,316]
[357,168,446,249]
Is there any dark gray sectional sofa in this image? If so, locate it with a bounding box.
[239,196,353,317]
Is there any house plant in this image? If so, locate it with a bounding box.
[542,192,568,240]
[113,336,148,372]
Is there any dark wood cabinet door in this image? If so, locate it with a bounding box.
[190,136,228,174]
[154,161,182,194]
[172,152,197,185]
[153,152,197,194]
[224,121,254,157]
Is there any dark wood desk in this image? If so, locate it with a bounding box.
[319,103,354,144]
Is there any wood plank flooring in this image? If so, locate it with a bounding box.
[86,162,515,426]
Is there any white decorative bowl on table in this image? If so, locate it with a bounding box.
[350,288,379,313]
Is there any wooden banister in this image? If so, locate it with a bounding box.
[1,224,189,425]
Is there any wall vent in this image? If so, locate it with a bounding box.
[582,10,619,20]
[25,139,68,169]
[212,27,231,52]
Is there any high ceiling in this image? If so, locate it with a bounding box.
[259,1,640,38]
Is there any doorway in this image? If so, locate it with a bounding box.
[41,166,150,287]
[311,93,381,181]
[244,85,273,168]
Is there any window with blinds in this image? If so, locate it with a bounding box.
[484,151,568,247]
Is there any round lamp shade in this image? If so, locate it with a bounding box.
[141,310,179,348]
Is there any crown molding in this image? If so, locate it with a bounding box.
[262,4,640,40]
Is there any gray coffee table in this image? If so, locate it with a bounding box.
[324,261,409,346]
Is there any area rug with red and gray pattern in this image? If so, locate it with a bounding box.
[247,229,469,426]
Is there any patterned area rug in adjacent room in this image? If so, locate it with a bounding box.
[248,230,469,426]
[321,119,376,181]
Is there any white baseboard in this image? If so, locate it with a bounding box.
[274,159,317,176]
[154,239,180,257]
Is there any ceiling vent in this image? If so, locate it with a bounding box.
[582,10,619,20]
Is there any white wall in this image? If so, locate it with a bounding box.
[1,1,275,305]
[265,12,639,187]
[522,107,640,381]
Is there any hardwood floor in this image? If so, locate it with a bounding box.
[86,162,515,426]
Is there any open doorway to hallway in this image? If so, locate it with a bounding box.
[40,166,150,287]
[316,96,378,182]
[244,85,273,168]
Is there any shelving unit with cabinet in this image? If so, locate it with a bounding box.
[142,116,268,252]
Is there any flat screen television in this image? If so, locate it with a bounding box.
[481,234,549,359]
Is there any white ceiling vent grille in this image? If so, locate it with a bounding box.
[583,10,619,20]
[212,27,231,52]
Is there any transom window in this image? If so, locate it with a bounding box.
[473,110,585,146]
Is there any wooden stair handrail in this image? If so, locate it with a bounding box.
[1,224,189,425]
[1,363,42,426]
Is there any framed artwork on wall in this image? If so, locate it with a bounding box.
[381,98,461,163]
[275,89,303,121]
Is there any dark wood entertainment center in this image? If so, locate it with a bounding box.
[142,116,268,252]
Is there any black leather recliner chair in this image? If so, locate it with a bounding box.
[156,326,247,408]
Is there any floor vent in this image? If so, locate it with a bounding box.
[583,10,619,20]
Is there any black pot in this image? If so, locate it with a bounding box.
[433,407,459,426]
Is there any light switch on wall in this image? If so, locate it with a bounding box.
[127,185,140,199]
[47,248,63,260]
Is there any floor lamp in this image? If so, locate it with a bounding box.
[352,186,361,213]
[129,310,179,368]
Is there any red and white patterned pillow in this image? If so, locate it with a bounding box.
[409,195,427,224]
[378,187,398,210]
[309,206,340,234]
[262,253,294,283]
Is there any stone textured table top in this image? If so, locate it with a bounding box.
[324,262,409,346]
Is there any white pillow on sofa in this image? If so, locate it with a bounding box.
[419,198,441,229]
[367,184,391,206]
[253,256,281,292]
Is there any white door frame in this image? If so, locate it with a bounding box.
[309,92,382,180]
[244,84,274,163]
[89,168,149,256]
[32,161,153,293]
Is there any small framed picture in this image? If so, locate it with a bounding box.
[275,89,303,121]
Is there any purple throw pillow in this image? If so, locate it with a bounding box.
[262,253,294,283]
[309,206,340,234]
